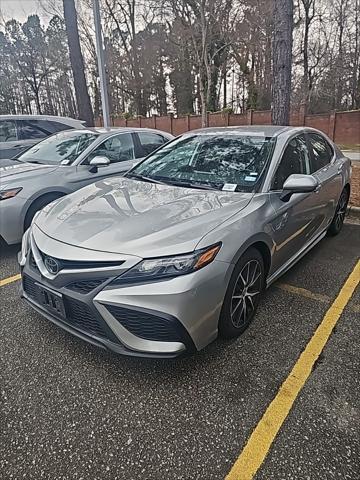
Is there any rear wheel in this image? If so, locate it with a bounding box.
[327,188,349,236]
[219,248,265,339]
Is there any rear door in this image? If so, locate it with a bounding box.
[306,132,343,228]
[135,131,168,160]
[268,134,324,273]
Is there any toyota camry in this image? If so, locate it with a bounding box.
[19,126,351,357]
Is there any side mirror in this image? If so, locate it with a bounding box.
[89,156,110,173]
[90,156,110,167]
[281,174,319,201]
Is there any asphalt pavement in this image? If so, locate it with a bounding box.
[0,223,359,480]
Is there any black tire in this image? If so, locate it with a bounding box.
[327,188,349,237]
[24,194,63,230]
[219,247,265,339]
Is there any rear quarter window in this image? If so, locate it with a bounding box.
[308,133,334,171]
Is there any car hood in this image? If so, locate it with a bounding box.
[35,177,252,257]
[0,159,57,184]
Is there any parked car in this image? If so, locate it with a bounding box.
[0,115,86,159]
[0,127,173,244]
[19,126,351,358]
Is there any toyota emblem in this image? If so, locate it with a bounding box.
[44,256,60,275]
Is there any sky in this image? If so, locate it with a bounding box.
[0,0,44,22]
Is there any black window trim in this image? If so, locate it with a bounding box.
[305,131,335,174]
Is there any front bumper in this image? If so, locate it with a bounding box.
[20,227,232,357]
[0,195,25,244]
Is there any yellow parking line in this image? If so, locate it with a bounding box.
[226,260,360,480]
[276,282,360,313]
[276,282,330,304]
[0,273,21,287]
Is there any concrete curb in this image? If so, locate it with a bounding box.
[347,205,360,219]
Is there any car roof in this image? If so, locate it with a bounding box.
[0,114,85,126]
[185,125,298,137]
[62,127,174,137]
[0,114,84,122]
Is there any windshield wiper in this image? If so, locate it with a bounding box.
[164,180,220,191]
[126,173,166,185]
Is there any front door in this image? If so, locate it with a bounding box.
[268,134,325,274]
[69,133,138,189]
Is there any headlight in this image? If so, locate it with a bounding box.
[111,243,221,285]
[0,187,23,200]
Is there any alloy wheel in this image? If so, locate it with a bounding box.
[334,191,348,231]
[230,259,262,328]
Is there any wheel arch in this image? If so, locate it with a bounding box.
[230,234,273,280]
[344,182,350,197]
[23,190,67,230]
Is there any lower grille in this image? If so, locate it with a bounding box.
[23,275,109,340]
[64,298,108,338]
[66,279,106,294]
[23,274,42,301]
[105,304,182,342]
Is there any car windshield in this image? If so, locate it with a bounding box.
[127,133,274,192]
[18,130,98,165]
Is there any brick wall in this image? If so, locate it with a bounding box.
[350,164,360,207]
[96,109,360,146]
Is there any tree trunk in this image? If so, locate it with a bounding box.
[271,0,294,125]
[63,0,94,125]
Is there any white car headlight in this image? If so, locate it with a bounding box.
[110,243,221,285]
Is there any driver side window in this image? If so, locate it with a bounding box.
[271,135,311,190]
[86,133,134,164]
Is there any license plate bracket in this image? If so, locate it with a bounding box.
[35,283,65,318]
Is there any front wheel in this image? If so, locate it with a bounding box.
[327,188,349,236]
[219,248,265,339]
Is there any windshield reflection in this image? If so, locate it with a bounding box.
[128,134,274,193]
[19,131,98,165]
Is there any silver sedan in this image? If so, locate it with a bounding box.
[19,126,351,357]
[0,127,173,244]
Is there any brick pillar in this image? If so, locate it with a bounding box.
[224,111,230,126]
[169,113,174,134]
[299,103,306,126]
[328,111,336,140]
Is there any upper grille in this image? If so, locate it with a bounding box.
[105,304,182,342]
[37,249,124,271]
[66,279,107,294]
